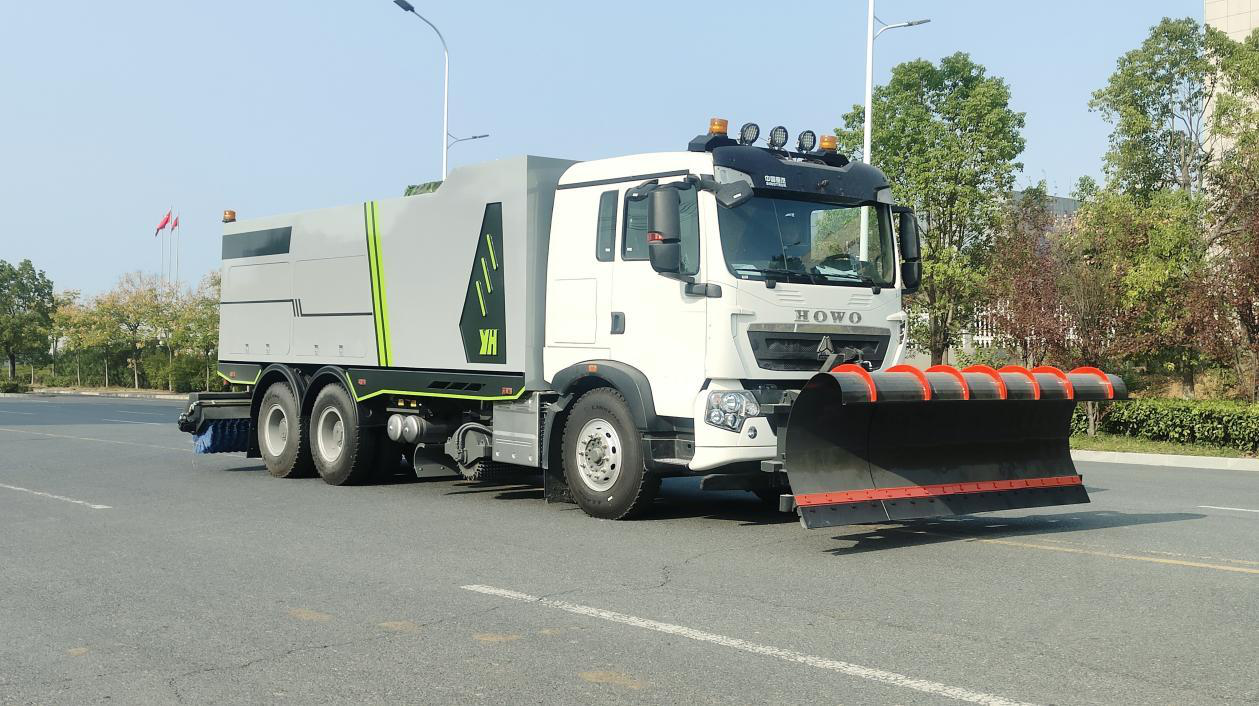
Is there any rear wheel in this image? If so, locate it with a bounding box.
[310,383,377,486]
[257,382,314,478]
[562,388,658,520]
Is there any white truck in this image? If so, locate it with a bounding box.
[180,119,1125,529]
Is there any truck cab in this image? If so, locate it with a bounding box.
[543,119,921,478]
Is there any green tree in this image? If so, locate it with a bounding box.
[95,272,160,389]
[52,293,90,387]
[1090,18,1240,198]
[173,272,221,391]
[836,53,1025,365]
[1206,30,1259,399]
[0,259,55,379]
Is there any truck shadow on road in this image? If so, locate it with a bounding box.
[821,507,1207,556]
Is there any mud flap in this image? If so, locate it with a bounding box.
[779,365,1125,530]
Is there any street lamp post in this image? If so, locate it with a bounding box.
[860,0,929,259]
[393,0,449,180]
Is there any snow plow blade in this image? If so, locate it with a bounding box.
[774,365,1126,530]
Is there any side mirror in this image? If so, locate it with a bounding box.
[901,261,922,293]
[898,212,921,261]
[647,188,682,275]
[897,212,922,293]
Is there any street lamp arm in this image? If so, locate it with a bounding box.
[874,18,930,39]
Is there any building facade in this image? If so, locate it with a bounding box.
[1206,0,1259,40]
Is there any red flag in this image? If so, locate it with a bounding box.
[154,210,172,237]
[172,215,180,231]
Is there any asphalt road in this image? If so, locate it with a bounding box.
[1,394,1257,705]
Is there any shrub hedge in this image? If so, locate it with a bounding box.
[0,379,30,393]
[1072,398,1259,454]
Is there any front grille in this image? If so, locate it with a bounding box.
[747,331,889,371]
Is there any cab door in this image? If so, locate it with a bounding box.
[608,178,707,419]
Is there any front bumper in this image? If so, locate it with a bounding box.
[688,382,781,471]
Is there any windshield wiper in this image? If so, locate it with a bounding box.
[733,266,813,284]
[808,268,884,293]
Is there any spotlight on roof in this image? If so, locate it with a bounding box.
[767,125,788,150]
[797,130,817,153]
[738,122,760,145]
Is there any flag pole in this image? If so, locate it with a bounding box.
[174,216,180,292]
[161,221,167,285]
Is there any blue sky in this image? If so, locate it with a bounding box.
[0,0,1200,295]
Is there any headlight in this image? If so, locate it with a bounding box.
[704,390,764,432]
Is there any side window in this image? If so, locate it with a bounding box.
[595,190,617,262]
[622,186,700,275]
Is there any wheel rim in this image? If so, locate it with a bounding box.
[262,403,289,458]
[574,417,622,492]
[316,406,346,466]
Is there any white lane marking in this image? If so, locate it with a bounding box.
[102,418,164,426]
[1199,505,1259,514]
[461,585,1033,706]
[0,427,187,452]
[0,483,111,509]
[115,411,169,417]
[0,410,35,415]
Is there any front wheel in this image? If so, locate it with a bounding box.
[561,388,658,520]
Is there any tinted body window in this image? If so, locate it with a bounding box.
[595,190,617,262]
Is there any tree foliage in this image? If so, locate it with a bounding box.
[1089,18,1228,198]
[985,184,1064,367]
[0,259,55,379]
[836,53,1025,364]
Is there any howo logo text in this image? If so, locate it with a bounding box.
[795,309,863,325]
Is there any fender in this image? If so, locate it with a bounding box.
[303,365,387,429]
[246,363,308,458]
[302,365,349,416]
[549,360,668,433]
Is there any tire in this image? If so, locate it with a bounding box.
[561,388,658,520]
[257,382,314,478]
[309,383,377,486]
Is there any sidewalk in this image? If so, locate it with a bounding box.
[1071,450,1259,472]
[30,388,187,401]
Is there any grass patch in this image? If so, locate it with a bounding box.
[1070,432,1252,459]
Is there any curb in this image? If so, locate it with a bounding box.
[1072,449,1259,472]
[31,389,187,401]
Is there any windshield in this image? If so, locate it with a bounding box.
[716,196,895,287]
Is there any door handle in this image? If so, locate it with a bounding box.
[610,311,626,335]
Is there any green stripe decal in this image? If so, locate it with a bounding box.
[364,201,393,366]
[345,371,526,403]
[485,233,497,269]
[480,257,492,293]
[475,281,486,316]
